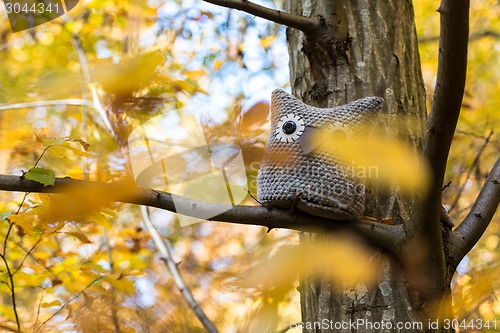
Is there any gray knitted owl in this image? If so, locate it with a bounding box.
[257,89,383,220]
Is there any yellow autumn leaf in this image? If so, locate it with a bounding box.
[60,142,93,157]
[9,214,34,234]
[103,274,135,295]
[41,300,62,308]
[242,298,279,333]
[213,59,224,70]
[0,304,16,321]
[37,180,136,223]
[240,236,379,293]
[260,35,276,49]
[0,127,34,149]
[46,144,69,158]
[94,51,165,96]
[452,265,500,319]
[313,130,431,193]
[185,69,206,80]
[65,231,93,244]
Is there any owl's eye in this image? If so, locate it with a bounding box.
[276,114,305,142]
[327,122,353,139]
[282,121,297,134]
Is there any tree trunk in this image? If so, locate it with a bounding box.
[285,1,451,331]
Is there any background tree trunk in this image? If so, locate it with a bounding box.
[285,1,449,331]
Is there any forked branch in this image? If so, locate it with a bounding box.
[412,0,470,291]
[203,0,321,34]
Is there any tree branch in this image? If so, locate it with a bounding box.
[452,157,500,263]
[0,99,94,111]
[35,276,103,333]
[141,207,219,333]
[423,0,470,197]
[203,0,321,34]
[412,0,470,290]
[0,174,404,256]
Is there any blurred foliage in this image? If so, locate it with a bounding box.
[0,0,497,332]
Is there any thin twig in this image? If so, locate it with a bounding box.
[12,232,46,276]
[0,99,113,132]
[1,190,43,330]
[35,276,103,333]
[442,181,451,192]
[448,130,493,212]
[102,227,122,333]
[14,241,57,278]
[12,223,65,276]
[0,253,20,331]
[0,220,21,331]
[419,30,499,43]
[2,220,13,257]
[244,188,270,210]
[0,99,96,111]
[140,206,219,333]
[33,145,55,169]
[70,33,92,179]
[203,0,321,34]
[32,289,45,333]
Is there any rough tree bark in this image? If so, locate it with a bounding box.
[285,1,441,332]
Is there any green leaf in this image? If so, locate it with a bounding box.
[1,211,13,220]
[25,167,55,186]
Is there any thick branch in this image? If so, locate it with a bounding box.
[452,157,500,263]
[412,0,470,292]
[0,175,404,256]
[203,0,321,34]
[422,0,470,196]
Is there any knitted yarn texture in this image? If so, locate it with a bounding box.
[257,89,383,220]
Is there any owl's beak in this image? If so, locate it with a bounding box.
[299,127,319,154]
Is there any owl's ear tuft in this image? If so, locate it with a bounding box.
[271,89,305,117]
[271,89,302,107]
[271,88,291,100]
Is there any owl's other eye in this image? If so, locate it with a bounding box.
[276,114,305,142]
[327,122,353,139]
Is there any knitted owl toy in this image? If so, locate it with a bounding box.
[257,89,383,220]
